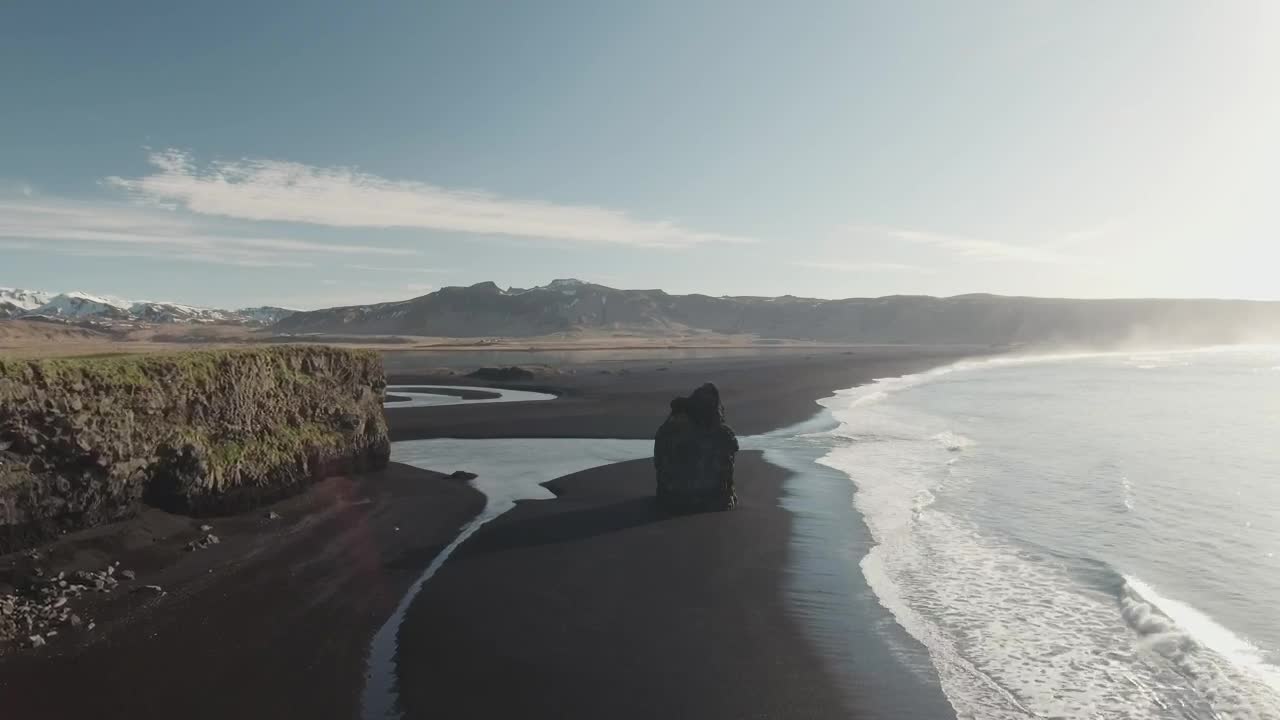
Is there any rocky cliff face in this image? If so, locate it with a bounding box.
[0,347,390,553]
[653,383,739,511]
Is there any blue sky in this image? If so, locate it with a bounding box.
[3,1,1278,309]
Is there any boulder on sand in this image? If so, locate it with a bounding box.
[653,383,739,511]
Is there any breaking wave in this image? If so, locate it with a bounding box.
[1122,577,1280,698]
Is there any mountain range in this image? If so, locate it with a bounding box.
[8,280,1280,349]
[0,288,295,326]
[275,279,1280,348]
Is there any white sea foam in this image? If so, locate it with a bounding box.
[1121,476,1136,511]
[815,357,1280,719]
[850,345,1280,389]
[821,439,1200,718]
[932,430,974,452]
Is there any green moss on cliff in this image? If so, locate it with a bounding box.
[1,346,383,393]
[0,346,390,549]
[0,354,156,388]
[201,423,347,484]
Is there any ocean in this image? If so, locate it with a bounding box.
[778,348,1280,719]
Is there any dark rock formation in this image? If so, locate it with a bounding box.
[467,366,535,381]
[653,383,739,511]
[0,347,390,553]
[447,470,478,481]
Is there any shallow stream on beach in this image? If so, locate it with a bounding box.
[365,387,652,719]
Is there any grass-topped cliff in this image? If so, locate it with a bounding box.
[0,346,389,552]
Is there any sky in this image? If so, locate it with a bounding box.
[2,0,1278,309]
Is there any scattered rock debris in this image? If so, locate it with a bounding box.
[185,534,220,552]
[1,565,123,647]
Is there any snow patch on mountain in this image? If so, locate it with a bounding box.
[545,278,587,291]
[0,288,53,311]
[31,292,133,319]
[235,307,297,325]
[128,301,233,323]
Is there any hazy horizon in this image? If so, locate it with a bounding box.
[12,278,1280,313]
[4,2,1278,309]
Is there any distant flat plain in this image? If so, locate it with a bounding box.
[0,318,944,360]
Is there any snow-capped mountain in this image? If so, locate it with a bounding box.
[0,287,296,326]
[0,287,53,311]
[0,287,56,318]
[30,292,133,320]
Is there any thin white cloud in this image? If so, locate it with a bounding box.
[106,149,756,248]
[0,198,415,268]
[44,244,314,269]
[350,264,450,274]
[791,260,936,273]
[844,223,1079,264]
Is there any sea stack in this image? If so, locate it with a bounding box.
[653,382,739,511]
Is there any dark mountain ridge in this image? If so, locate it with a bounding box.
[273,279,1280,348]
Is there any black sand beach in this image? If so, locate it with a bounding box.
[387,346,973,441]
[0,464,484,719]
[397,452,856,719]
[0,346,969,718]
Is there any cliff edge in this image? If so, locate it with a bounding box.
[0,347,390,553]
